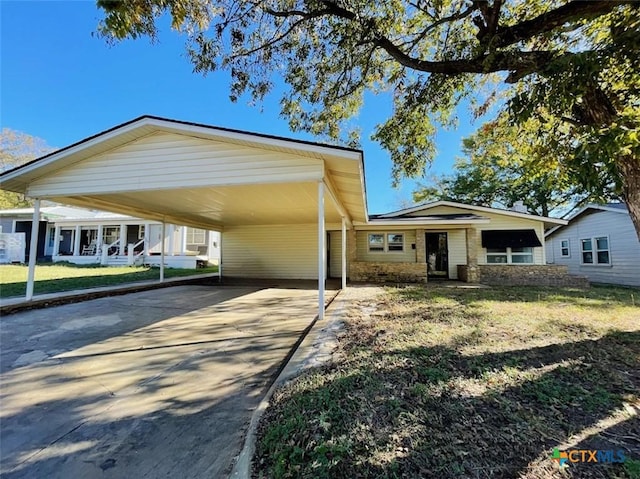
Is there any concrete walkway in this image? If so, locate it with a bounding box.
[0,284,337,478]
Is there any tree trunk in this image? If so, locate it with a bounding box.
[618,154,640,241]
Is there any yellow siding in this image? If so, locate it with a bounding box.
[446,229,466,279]
[412,206,546,264]
[28,132,323,197]
[410,206,545,264]
[223,224,318,279]
[356,230,417,263]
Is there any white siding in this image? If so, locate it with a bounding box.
[27,132,324,197]
[411,206,545,264]
[223,224,319,279]
[356,230,417,263]
[547,210,640,287]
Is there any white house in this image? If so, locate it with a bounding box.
[0,205,220,268]
[545,203,640,287]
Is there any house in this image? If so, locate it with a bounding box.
[0,205,220,268]
[545,203,640,287]
[341,200,580,286]
[0,116,581,313]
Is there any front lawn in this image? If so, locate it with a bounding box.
[254,285,640,478]
[0,263,218,298]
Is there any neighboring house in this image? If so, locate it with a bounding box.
[0,115,580,297]
[545,203,640,287]
[0,205,220,268]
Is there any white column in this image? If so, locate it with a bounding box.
[181,226,187,255]
[119,224,127,255]
[73,225,81,256]
[218,232,223,282]
[341,216,347,289]
[97,225,103,256]
[26,199,41,301]
[318,182,325,320]
[168,225,175,256]
[143,223,149,256]
[53,225,61,256]
[160,222,165,282]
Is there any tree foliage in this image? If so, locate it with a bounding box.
[414,114,620,217]
[95,0,640,235]
[0,129,52,208]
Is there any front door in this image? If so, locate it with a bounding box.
[426,232,449,279]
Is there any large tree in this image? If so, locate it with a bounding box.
[414,114,620,216]
[96,0,640,236]
[0,129,52,208]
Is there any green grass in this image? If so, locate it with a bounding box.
[254,285,640,479]
[0,263,218,298]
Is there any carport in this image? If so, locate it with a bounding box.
[0,116,368,318]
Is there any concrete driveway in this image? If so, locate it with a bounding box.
[0,284,330,478]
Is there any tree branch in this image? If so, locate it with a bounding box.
[493,0,631,49]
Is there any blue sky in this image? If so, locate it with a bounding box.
[1,1,483,214]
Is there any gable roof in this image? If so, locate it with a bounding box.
[545,203,628,237]
[373,200,567,226]
[0,115,368,229]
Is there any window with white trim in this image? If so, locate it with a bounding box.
[368,233,404,253]
[486,246,534,264]
[581,236,610,265]
[560,239,570,257]
[186,228,206,245]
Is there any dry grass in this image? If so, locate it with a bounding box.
[254,285,640,479]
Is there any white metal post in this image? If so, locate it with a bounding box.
[341,216,347,289]
[26,199,41,301]
[160,222,165,282]
[318,182,325,320]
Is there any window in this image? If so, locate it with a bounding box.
[368,234,384,252]
[560,239,570,257]
[581,236,610,265]
[486,248,508,263]
[387,233,404,252]
[48,226,55,248]
[486,246,534,264]
[511,246,534,263]
[368,233,404,253]
[186,228,206,245]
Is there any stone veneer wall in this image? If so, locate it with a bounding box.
[350,261,427,283]
[457,264,480,283]
[478,265,589,287]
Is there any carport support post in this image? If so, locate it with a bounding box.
[26,198,41,301]
[341,216,347,289]
[318,181,325,320]
[160,222,165,282]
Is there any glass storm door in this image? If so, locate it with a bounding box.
[426,232,449,279]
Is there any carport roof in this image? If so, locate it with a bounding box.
[0,116,368,230]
